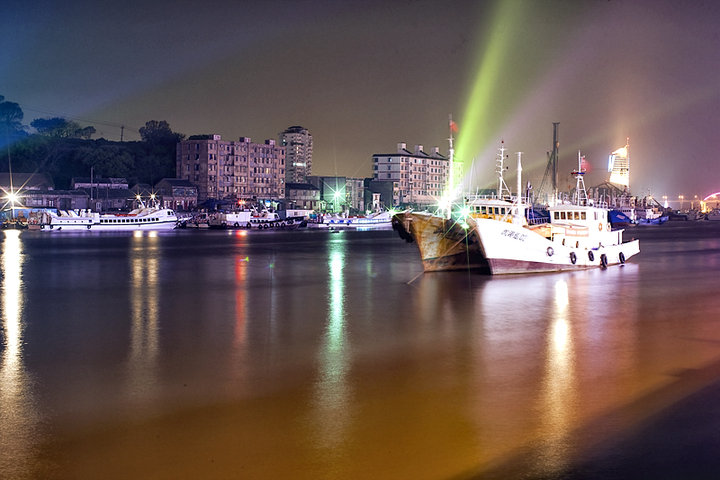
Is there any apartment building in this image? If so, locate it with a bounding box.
[280,126,313,184]
[176,135,285,202]
[372,143,449,206]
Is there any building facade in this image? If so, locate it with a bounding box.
[372,143,449,207]
[345,177,365,213]
[176,135,285,202]
[155,178,198,211]
[285,183,320,211]
[280,126,313,184]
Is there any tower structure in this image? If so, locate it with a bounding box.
[608,139,630,188]
[280,126,313,184]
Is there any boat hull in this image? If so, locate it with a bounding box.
[393,212,489,272]
[473,218,639,274]
[42,221,178,232]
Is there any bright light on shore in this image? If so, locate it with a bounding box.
[5,192,19,205]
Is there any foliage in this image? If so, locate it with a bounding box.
[0,95,27,150]
[2,113,185,189]
[30,117,96,139]
[139,120,185,145]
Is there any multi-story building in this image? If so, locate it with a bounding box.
[176,135,285,203]
[285,183,320,211]
[372,143,449,207]
[345,177,365,213]
[280,126,313,184]
[155,178,198,211]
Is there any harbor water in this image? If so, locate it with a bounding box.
[2,223,720,479]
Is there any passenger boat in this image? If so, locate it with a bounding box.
[323,211,393,230]
[40,196,178,231]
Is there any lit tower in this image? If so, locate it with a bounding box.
[280,126,313,183]
[608,138,630,188]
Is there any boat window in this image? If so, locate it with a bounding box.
[594,212,598,220]
[494,207,499,215]
[573,212,579,220]
[581,212,586,220]
[554,212,559,220]
[560,212,566,220]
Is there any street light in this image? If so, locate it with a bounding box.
[679,195,684,211]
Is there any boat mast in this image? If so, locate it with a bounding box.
[516,151,523,203]
[573,150,588,206]
[552,122,559,206]
[446,114,455,219]
[496,141,511,199]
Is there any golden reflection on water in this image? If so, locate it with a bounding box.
[126,233,160,401]
[314,237,351,451]
[233,255,248,348]
[0,230,37,478]
[538,278,577,473]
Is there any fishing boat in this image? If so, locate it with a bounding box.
[208,211,252,229]
[40,196,178,231]
[392,117,489,271]
[472,152,639,274]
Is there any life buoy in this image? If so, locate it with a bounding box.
[598,223,603,231]
[547,246,554,257]
[570,251,577,264]
[619,252,626,264]
[588,251,595,262]
[600,254,608,268]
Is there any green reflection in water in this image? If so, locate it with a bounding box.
[315,236,351,450]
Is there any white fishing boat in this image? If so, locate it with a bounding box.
[41,196,178,232]
[472,151,639,274]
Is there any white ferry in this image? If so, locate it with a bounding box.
[323,211,393,230]
[41,196,178,232]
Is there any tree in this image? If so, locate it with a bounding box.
[0,95,25,137]
[31,117,93,139]
[139,120,184,146]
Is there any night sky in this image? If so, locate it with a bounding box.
[3,0,719,201]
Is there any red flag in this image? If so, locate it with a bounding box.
[449,120,458,133]
[580,155,591,172]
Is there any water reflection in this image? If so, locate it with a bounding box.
[126,233,160,402]
[314,236,351,449]
[233,254,248,348]
[0,230,37,478]
[538,278,576,473]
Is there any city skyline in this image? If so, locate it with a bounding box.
[3,0,719,199]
